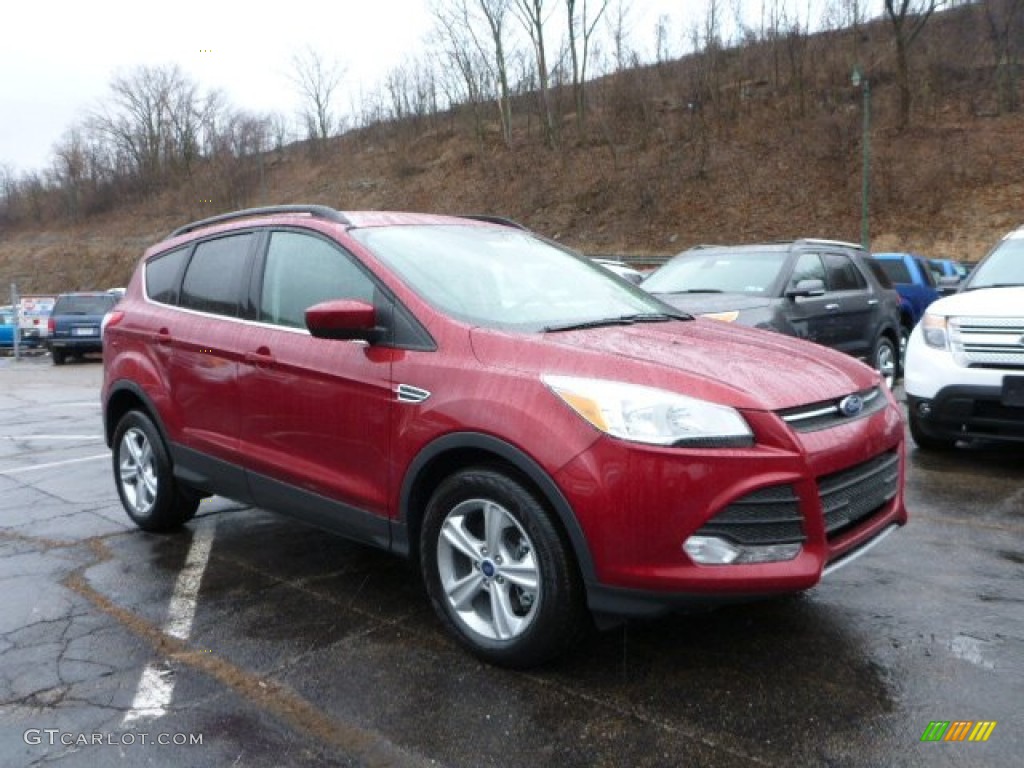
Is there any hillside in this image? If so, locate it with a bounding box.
[2,4,1022,294]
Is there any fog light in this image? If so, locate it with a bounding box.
[684,536,802,565]
[684,536,740,564]
[917,401,932,417]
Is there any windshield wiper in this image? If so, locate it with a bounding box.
[963,282,1024,291]
[544,312,688,333]
[659,289,725,294]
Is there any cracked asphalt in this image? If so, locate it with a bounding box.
[0,354,1021,767]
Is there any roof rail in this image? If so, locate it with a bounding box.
[798,237,864,250]
[169,205,350,238]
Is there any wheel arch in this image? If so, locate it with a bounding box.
[397,433,597,583]
[104,381,169,449]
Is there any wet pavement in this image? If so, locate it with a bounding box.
[1,355,1021,767]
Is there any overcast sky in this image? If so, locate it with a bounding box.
[1,0,869,176]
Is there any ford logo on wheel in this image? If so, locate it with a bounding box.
[839,394,864,417]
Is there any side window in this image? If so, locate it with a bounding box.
[790,253,826,288]
[915,258,937,287]
[146,246,190,305]
[823,253,866,291]
[260,231,376,328]
[180,234,254,316]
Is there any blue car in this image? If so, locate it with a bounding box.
[870,253,942,354]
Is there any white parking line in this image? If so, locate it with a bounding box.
[0,453,110,475]
[0,435,104,440]
[123,522,217,724]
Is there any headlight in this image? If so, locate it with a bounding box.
[701,311,739,323]
[542,375,753,447]
[921,313,948,349]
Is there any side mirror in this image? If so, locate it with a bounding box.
[305,300,381,342]
[937,276,961,296]
[785,279,826,299]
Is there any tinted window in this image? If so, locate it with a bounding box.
[53,294,118,314]
[875,259,912,284]
[146,247,189,305]
[180,234,254,316]
[823,253,866,291]
[863,259,894,289]
[260,231,375,328]
[914,258,937,287]
[790,253,826,287]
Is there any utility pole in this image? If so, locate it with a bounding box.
[10,283,20,361]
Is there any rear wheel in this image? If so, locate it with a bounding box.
[420,467,587,668]
[112,411,199,531]
[51,349,65,366]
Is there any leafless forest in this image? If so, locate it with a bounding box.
[1,0,1022,292]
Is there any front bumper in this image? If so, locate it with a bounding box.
[907,387,1024,444]
[555,395,907,616]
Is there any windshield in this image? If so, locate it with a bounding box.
[966,235,1024,289]
[642,250,788,294]
[352,225,675,331]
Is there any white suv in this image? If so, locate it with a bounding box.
[904,226,1024,449]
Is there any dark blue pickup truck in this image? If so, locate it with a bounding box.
[871,252,941,352]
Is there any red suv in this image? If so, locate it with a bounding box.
[102,206,908,667]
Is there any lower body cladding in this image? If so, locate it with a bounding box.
[907,385,1024,444]
[556,404,908,619]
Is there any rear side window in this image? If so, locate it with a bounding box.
[259,231,375,328]
[863,259,894,289]
[180,234,254,317]
[823,253,867,291]
[875,259,912,284]
[146,247,189,305]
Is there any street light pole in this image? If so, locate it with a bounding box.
[852,66,871,252]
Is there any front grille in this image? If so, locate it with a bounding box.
[950,317,1024,369]
[777,387,885,432]
[818,451,899,540]
[696,484,805,545]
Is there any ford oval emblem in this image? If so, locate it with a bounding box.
[839,394,864,417]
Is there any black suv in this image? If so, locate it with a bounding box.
[642,240,904,384]
[47,291,120,365]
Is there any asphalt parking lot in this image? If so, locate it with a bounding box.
[1,354,1021,767]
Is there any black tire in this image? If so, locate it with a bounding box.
[908,408,957,451]
[111,410,199,532]
[51,349,65,366]
[420,467,588,668]
[872,335,898,388]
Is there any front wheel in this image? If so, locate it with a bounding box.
[872,335,898,388]
[420,468,587,668]
[112,410,199,532]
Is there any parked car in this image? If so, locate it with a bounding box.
[641,240,904,386]
[905,225,1024,449]
[870,253,942,348]
[47,291,121,365]
[0,308,18,349]
[928,258,968,282]
[592,258,645,284]
[103,206,907,667]
[17,295,55,347]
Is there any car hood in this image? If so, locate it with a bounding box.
[652,293,773,316]
[929,286,1024,317]
[470,319,877,412]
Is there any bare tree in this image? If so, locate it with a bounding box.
[565,0,609,133]
[513,0,557,147]
[290,47,345,146]
[604,0,633,72]
[983,0,1024,112]
[884,0,947,130]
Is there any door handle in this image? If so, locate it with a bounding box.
[825,303,840,311]
[153,329,172,345]
[867,299,879,306]
[244,346,274,365]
